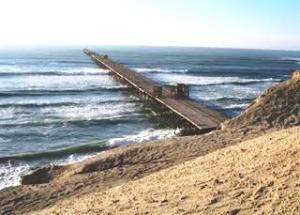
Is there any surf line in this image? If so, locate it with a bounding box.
[84,49,228,134]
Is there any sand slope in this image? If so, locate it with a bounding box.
[35,126,300,215]
[223,75,300,130]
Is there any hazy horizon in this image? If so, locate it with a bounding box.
[0,0,300,50]
[1,44,300,53]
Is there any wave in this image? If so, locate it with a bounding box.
[0,128,178,191]
[0,128,178,190]
[0,68,108,77]
[49,60,91,65]
[134,67,263,75]
[185,70,287,79]
[0,99,137,109]
[0,128,178,163]
[280,57,300,65]
[0,152,95,190]
[214,79,278,86]
[0,117,137,129]
[214,97,253,103]
[133,68,188,73]
[191,92,256,104]
[0,141,109,162]
[0,161,30,190]
[280,57,300,61]
[0,74,121,92]
[133,67,290,78]
[0,99,144,130]
[0,102,83,108]
[0,86,127,97]
[0,71,106,77]
[222,103,248,109]
[109,128,179,147]
[151,73,280,86]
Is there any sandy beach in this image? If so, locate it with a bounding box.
[35,126,300,214]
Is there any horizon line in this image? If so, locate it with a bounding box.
[1,44,300,53]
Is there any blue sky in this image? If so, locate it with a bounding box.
[0,0,299,50]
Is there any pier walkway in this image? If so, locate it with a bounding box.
[84,49,227,133]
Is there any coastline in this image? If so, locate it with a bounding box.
[0,72,299,214]
[0,128,178,190]
[1,47,297,193]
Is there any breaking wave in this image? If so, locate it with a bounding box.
[0,128,177,190]
[0,161,30,190]
[109,128,179,147]
[0,74,122,92]
[151,73,279,86]
[0,86,128,97]
[0,66,108,76]
[133,67,188,73]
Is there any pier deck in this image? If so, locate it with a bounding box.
[84,49,227,133]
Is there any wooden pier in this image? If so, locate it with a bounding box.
[84,49,227,133]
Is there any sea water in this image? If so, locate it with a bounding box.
[0,46,299,189]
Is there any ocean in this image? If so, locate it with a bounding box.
[0,46,299,189]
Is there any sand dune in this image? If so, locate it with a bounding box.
[35,126,300,214]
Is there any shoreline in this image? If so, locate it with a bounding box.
[0,72,299,214]
[0,128,179,190]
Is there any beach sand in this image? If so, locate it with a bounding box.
[34,126,300,215]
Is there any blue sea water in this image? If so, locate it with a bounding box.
[0,46,299,189]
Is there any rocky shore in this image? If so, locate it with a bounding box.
[0,71,299,214]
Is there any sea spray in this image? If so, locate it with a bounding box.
[109,128,180,147]
[0,161,30,190]
[150,73,280,86]
[133,68,188,73]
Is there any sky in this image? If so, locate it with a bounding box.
[0,0,299,50]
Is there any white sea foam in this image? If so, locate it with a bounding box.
[0,154,96,191]
[133,68,188,73]
[280,57,300,65]
[223,103,248,109]
[192,89,257,101]
[109,128,180,147]
[45,102,138,121]
[0,94,127,107]
[0,128,178,190]
[0,65,107,75]
[191,83,270,103]
[54,154,96,166]
[0,102,140,127]
[0,161,30,190]
[280,57,300,61]
[150,73,278,86]
[0,73,120,91]
[56,67,108,75]
[0,107,17,120]
[41,128,175,173]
